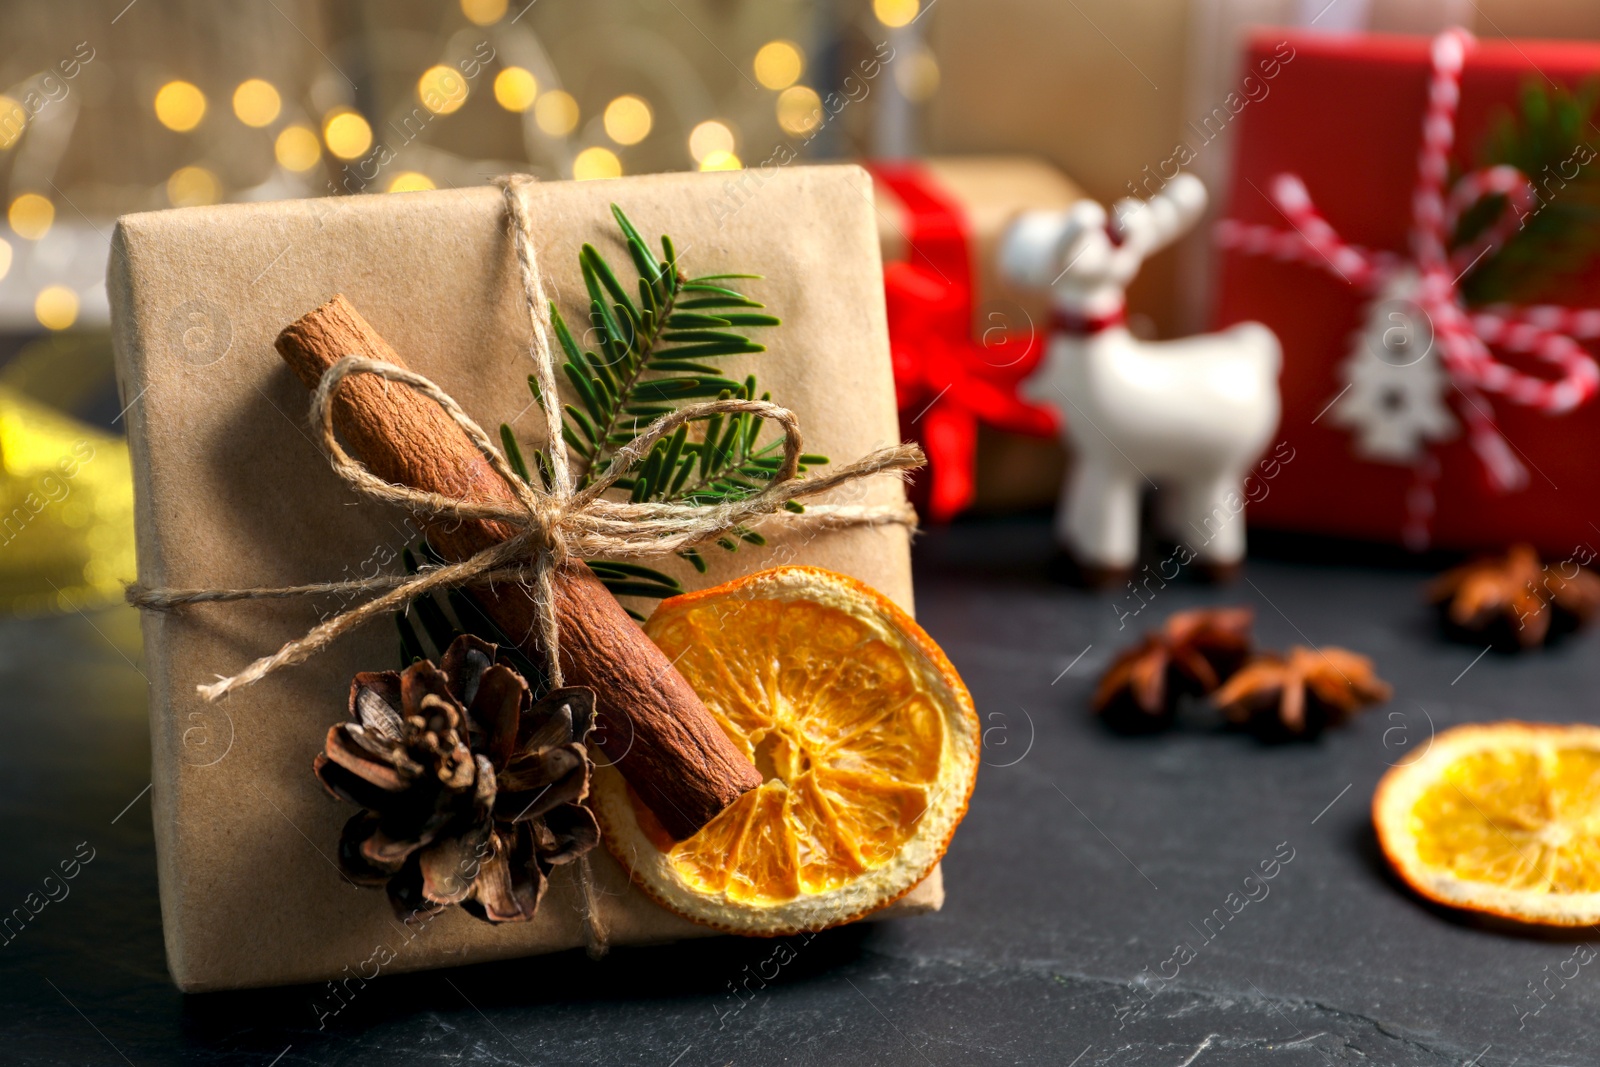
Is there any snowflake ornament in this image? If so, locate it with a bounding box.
[1329,269,1457,463]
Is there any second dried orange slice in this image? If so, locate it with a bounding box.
[1374,721,1600,926]
[590,565,979,935]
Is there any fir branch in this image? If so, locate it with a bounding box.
[1458,78,1600,306]
[395,545,549,681]
[554,204,769,488]
[499,204,828,607]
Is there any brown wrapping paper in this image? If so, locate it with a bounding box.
[107,165,941,993]
[874,155,1080,512]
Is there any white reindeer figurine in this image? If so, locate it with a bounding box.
[1000,174,1281,583]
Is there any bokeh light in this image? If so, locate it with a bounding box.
[535,90,579,136]
[494,67,538,112]
[323,110,373,160]
[232,79,281,127]
[753,41,803,91]
[873,0,920,27]
[896,48,941,101]
[573,146,621,180]
[776,86,823,135]
[0,96,27,149]
[699,150,742,172]
[34,286,78,331]
[603,95,652,146]
[167,165,221,207]
[8,193,53,240]
[275,125,321,170]
[0,237,10,281]
[688,120,735,163]
[154,80,207,132]
[460,0,507,25]
[418,65,469,115]
[388,171,436,192]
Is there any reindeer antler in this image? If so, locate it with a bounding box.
[1000,202,1106,289]
[1001,174,1209,295]
[1110,173,1207,263]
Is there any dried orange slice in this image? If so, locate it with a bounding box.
[590,565,979,935]
[1374,721,1600,926]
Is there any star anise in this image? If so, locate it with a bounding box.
[1212,646,1391,739]
[1541,561,1600,638]
[313,634,599,924]
[1427,544,1600,649]
[1092,607,1254,731]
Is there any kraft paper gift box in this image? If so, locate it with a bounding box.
[1213,31,1600,555]
[108,165,941,993]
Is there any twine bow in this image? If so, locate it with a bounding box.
[128,175,924,703]
[1216,28,1600,499]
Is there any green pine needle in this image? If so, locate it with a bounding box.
[1458,78,1600,306]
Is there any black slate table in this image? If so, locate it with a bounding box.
[5,517,1596,1066]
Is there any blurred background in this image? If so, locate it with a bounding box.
[0,0,1597,620]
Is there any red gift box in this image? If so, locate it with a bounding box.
[1213,29,1600,556]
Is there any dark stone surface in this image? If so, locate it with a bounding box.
[3,517,1597,1066]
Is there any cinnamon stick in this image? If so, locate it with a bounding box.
[275,294,762,840]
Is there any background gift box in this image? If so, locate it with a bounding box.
[1213,30,1600,556]
[870,156,1081,520]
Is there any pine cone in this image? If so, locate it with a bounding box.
[1212,646,1391,739]
[1426,544,1600,650]
[1092,607,1254,731]
[314,634,599,924]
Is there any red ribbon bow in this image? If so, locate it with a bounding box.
[869,162,1059,522]
[1217,28,1600,507]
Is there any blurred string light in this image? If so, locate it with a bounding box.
[232,79,281,127]
[275,125,321,170]
[154,80,206,132]
[699,150,741,171]
[776,86,822,135]
[535,90,578,136]
[323,109,373,160]
[0,237,11,280]
[167,165,220,207]
[896,48,940,101]
[494,67,538,111]
[0,96,25,149]
[34,285,77,331]
[688,120,734,163]
[753,41,803,91]
[573,146,620,180]
[603,95,652,145]
[418,65,468,115]
[388,171,435,192]
[8,194,53,240]
[460,0,507,26]
[873,0,920,27]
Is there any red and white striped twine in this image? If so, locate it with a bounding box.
[1215,27,1600,499]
